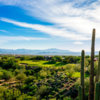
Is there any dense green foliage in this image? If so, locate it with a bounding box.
[0,54,99,100]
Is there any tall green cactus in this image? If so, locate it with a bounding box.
[95,82,100,100]
[78,86,82,100]
[81,50,85,100]
[96,51,100,82]
[89,29,95,100]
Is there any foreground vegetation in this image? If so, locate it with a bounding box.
[0,53,98,100]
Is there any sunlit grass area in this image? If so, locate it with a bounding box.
[18,60,66,67]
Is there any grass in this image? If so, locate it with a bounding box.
[18,60,65,67]
[72,72,80,78]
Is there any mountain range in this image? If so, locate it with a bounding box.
[0,48,98,55]
[0,48,81,55]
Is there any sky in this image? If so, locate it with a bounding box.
[0,0,100,52]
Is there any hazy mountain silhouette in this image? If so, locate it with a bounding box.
[0,48,92,55]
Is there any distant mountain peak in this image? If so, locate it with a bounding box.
[0,48,80,55]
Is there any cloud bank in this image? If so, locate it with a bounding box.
[0,18,90,41]
[0,0,100,40]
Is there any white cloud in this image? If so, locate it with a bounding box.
[73,41,83,45]
[0,17,90,40]
[0,35,47,43]
[0,0,21,5]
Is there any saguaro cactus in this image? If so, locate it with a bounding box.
[95,82,100,100]
[81,50,85,100]
[78,86,82,100]
[89,29,96,100]
[96,51,100,82]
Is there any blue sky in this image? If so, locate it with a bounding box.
[0,0,100,52]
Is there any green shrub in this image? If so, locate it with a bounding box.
[0,71,3,79]
[17,94,35,100]
[2,70,13,80]
[63,97,72,100]
[36,85,49,100]
[16,73,27,81]
[24,76,34,84]
[0,59,19,69]
[73,64,80,72]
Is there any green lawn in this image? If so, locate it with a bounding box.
[18,60,65,68]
